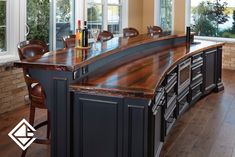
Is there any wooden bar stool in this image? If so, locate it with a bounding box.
[62,34,76,48]
[98,30,114,42]
[123,27,139,38]
[147,26,163,35]
[17,40,50,157]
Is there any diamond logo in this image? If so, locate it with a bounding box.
[8,119,36,150]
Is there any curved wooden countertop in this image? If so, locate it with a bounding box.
[14,32,192,71]
[70,40,224,99]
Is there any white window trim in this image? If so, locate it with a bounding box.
[154,0,174,32]
[0,0,8,55]
[0,0,26,63]
[195,36,235,43]
[77,0,128,34]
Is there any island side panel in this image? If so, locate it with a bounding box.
[72,93,124,157]
[123,98,150,157]
[215,46,224,91]
[28,69,74,157]
[72,92,151,157]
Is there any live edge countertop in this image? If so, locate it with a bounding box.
[70,40,224,99]
[14,32,193,71]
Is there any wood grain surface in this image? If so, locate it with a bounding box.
[70,40,224,98]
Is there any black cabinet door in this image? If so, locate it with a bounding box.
[123,98,149,157]
[154,106,163,157]
[73,93,123,157]
[203,49,217,94]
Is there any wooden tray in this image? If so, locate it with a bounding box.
[75,46,91,50]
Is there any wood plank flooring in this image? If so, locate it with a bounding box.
[0,69,234,157]
[160,69,235,157]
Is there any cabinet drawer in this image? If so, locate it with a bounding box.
[165,99,176,118]
[166,72,177,84]
[178,88,189,115]
[164,105,176,136]
[165,78,177,94]
[166,93,176,109]
[153,88,165,113]
[192,52,203,64]
[191,82,203,101]
[165,74,177,108]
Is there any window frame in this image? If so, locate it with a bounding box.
[0,0,26,63]
[155,0,174,32]
[0,0,8,56]
[85,0,127,35]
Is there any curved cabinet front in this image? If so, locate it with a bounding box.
[71,46,224,157]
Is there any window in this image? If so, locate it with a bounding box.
[191,0,235,38]
[56,0,75,49]
[160,0,173,32]
[0,0,7,53]
[87,0,122,35]
[26,0,50,44]
[26,0,75,50]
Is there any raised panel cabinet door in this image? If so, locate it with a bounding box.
[203,49,217,94]
[123,98,150,157]
[154,106,163,157]
[73,93,123,157]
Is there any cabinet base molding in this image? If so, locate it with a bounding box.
[215,82,224,92]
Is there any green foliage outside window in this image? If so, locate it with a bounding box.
[160,0,172,32]
[192,0,235,38]
[56,0,70,22]
[27,0,50,43]
[87,5,102,22]
[0,1,6,52]
[232,10,235,33]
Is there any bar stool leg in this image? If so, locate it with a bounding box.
[21,105,35,157]
[47,111,50,139]
[29,105,35,125]
[21,150,27,157]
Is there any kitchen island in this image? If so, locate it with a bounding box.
[15,32,224,157]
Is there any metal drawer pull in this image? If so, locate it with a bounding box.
[166,118,175,123]
[192,62,203,70]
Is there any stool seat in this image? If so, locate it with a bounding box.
[98,31,114,42]
[31,84,45,98]
[123,27,139,38]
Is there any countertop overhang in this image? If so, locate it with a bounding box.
[14,32,194,71]
[69,40,224,99]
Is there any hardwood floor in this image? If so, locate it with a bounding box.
[160,69,235,157]
[0,105,49,157]
[0,69,234,157]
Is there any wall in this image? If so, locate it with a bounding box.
[128,0,155,33]
[128,0,144,33]
[173,0,186,32]
[142,0,155,33]
[222,43,235,70]
[0,63,28,114]
[128,0,187,33]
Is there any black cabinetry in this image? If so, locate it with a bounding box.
[203,49,217,95]
[178,87,190,115]
[163,69,177,137]
[73,93,150,157]
[190,52,204,104]
[71,46,224,157]
[151,88,165,157]
[73,94,124,157]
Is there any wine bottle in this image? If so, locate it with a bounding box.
[186,26,191,44]
[82,21,89,47]
[76,20,82,47]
